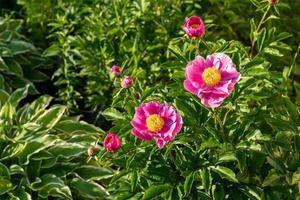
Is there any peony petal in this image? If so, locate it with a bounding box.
[198,92,228,108]
[184,80,198,94]
[154,137,167,149]
[131,119,147,132]
[131,129,152,141]
[143,101,162,116]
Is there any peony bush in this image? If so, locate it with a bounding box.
[1,0,300,199]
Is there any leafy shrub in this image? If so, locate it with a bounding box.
[0,17,48,94]
[3,0,300,199]
[0,86,112,199]
[98,1,300,200]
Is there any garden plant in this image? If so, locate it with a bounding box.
[0,0,300,199]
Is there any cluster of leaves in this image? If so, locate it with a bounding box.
[0,86,114,199]
[1,0,300,200]
[0,17,48,94]
[28,0,206,123]
[99,1,300,200]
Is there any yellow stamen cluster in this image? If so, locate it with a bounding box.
[202,67,221,86]
[146,114,165,132]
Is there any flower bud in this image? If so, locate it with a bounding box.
[121,76,133,88]
[269,0,278,5]
[183,16,205,38]
[103,132,121,152]
[111,65,122,76]
[87,146,95,156]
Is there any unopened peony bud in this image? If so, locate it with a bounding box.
[121,76,133,88]
[104,132,121,152]
[111,65,122,76]
[183,16,205,38]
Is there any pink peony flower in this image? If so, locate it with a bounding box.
[131,101,183,149]
[184,53,241,108]
[103,132,121,152]
[111,65,122,76]
[183,16,205,38]
[269,0,278,4]
[121,76,133,88]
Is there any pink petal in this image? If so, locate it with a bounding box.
[184,80,198,94]
[131,129,152,141]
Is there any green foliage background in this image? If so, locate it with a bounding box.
[0,0,300,199]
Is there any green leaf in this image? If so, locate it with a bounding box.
[7,40,36,55]
[71,178,109,199]
[43,44,61,57]
[102,107,126,121]
[5,59,23,76]
[0,163,10,179]
[131,170,138,192]
[282,96,299,122]
[18,135,59,165]
[9,164,25,176]
[292,169,300,185]
[31,174,72,199]
[257,28,266,52]
[236,151,247,171]
[19,95,53,123]
[75,166,113,181]
[142,184,170,200]
[295,135,300,154]
[8,85,29,107]
[168,45,187,63]
[266,157,285,173]
[0,89,9,107]
[48,143,85,160]
[212,184,224,200]
[264,47,284,57]
[210,166,238,183]
[110,170,131,185]
[262,170,282,187]
[200,168,212,193]
[197,191,212,200]
[35,106,66,128]
[184,172,195,197]
[0,178,13,195]
[54,120,103,134]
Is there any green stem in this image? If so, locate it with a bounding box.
[250,5,271,57]
[213,109,225,143]
[288,44,300,77]
[195,39,200,56]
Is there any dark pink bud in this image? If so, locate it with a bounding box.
[111,65,122,76]
[103,132,121,152]
[269,0,278,4]
[121,76,133,88]
[183,16,205,38]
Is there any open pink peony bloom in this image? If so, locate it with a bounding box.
[111,65,122,76]
[183,16,205,38]
[131,101,183,149]
[184,53,241,108]
[104,132,121,152]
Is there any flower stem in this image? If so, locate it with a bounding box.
[213,109,226,143]
[250,5,271,57]
[195,39,200,56]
